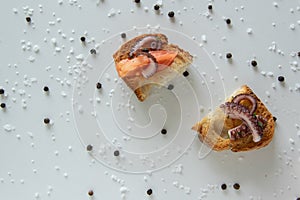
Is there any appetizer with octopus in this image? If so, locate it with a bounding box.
[113,33,193,101]
[193,85,275,152]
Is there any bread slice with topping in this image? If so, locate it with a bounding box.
[113,33,193,101]
[192,85,275,152]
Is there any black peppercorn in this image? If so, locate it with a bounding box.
[26,17,31,23]
[0,89,4,95]
[278,76,285,82]
[121,33,126,38]
[114,150,120,156]
[183,71,189,77]
[90,49,97,54]
[43,86,49,92]
[226,53,232,59]
[161,129,167,135]
[233,183,240,190]
[146,189,152,195]
[44,118,50,124]
[251,60,257,67]
[86,144,93,151]
[208,4,213,10]
[80,36,86,42]
[88,190,94,196]
[168,11,175,18]
[134,0,140,3]
[273,116,277,121]
[154,4,160,10]
[0,103,6,108]
[221,183,227,190]
[96,82,102,89]
[167,84,174,90]
[226,18,231,25]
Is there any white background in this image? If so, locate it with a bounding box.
[0,0,300,199]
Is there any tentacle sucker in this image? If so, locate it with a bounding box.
[220,102,263,142]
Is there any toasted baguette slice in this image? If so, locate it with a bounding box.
[192,85,275,152]
[113,33,193,101]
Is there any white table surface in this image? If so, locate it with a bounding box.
[0,0,300,199]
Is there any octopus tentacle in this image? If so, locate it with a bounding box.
[134,51,158,78]
[220,102,262,142]
[129,36,163,57]
[228,123,251,140]
[228,94,266,140]
[232,94,257,114]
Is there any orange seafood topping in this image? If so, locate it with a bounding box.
[116,50,178,77]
